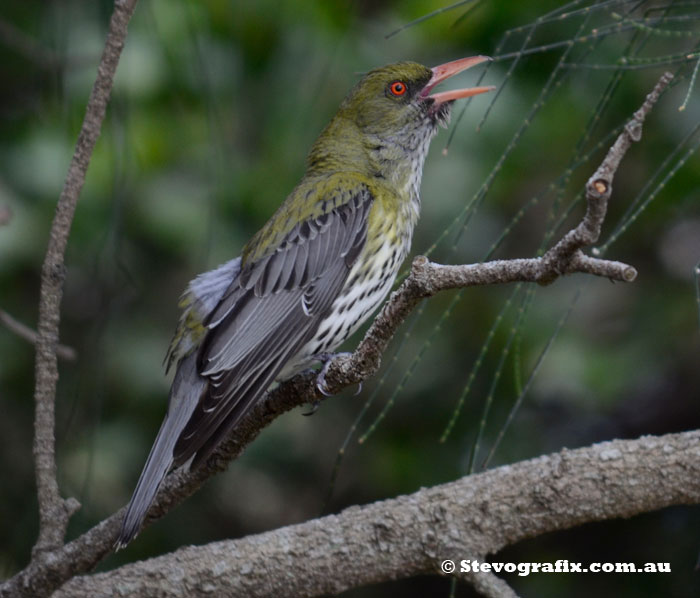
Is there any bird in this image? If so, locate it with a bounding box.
[117,56,494,548]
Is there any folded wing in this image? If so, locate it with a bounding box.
[173,185,373,468]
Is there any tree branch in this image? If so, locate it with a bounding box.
[31,0,139,556]
[1,68,674,598]
[53,431,700,598]
[320,72,673,392]
[0,203,11,225]
[0,16,58,70]
[0,308,77,361]
[463,570,522,598]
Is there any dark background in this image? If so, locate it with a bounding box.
[1,1,699,596]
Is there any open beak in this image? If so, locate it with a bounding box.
[422,55,495,104]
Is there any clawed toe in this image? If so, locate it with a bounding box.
[315,365,334,397]
[313,351,353,397]
[311,351,364,398]
[302,400,321,416]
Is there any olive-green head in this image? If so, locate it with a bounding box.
[339,62,436,135]
[307,56,494,176]
[345,56,494,135]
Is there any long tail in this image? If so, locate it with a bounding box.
[116,352,204,549]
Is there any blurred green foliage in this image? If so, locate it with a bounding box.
[1,1,699,596]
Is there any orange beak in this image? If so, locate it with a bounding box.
[423,55,495,104]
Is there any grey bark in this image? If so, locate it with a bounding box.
[0,308,77,361]
[31,0,139,558]
[54,431,700,598]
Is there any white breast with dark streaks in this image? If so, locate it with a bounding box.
[277,237,402,380]
[278,116,438,379]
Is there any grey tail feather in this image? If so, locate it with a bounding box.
[116,352,204,550]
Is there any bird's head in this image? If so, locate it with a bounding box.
[339,56,494,140]
[307,56,494,178]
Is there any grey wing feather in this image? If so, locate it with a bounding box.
[173,187,373,468]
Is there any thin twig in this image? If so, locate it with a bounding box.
[0,204,11,225]
[462,569,521,598]
[0,16,57,69]
[0,16,97,71]
[0,308,77,361]
[31,0,140,556]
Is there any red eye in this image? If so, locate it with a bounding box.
[389,81,407,96]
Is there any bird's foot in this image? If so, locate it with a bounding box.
[314,352,362,397]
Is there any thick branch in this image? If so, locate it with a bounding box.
[31,0,139,556]
[54,431,700,598]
